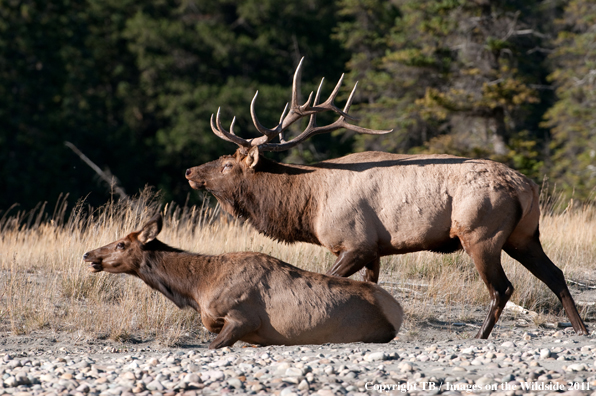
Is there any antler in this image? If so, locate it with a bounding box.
[210,57,393,151]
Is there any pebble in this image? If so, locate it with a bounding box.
[1,328,595,395]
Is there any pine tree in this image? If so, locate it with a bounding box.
[336,0,549,179]
[543,0,596,199]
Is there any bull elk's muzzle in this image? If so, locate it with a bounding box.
[82,251,103,272]
[185,168,206,190]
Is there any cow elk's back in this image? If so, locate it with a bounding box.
[82,215,403,349]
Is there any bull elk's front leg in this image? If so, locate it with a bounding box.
[327,250,380,283]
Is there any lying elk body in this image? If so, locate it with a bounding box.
[82,214,403,348]
[185,59,588,339]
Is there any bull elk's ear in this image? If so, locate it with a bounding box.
[244,146,260,169]
[138,214,163,244]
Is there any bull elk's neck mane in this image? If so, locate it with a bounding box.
[135,240,214,311]
[233,156,319,245]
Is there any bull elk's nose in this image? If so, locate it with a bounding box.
[83,252,89,260]
[185,168,192,177]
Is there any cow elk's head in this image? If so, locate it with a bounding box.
[82,214,163,274]
[185,58,392,188]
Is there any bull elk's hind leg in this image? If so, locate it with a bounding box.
[464,242,514,339]
[504,236,588,335]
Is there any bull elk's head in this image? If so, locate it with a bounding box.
[185,58,393,194]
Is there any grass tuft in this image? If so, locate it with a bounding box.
[0,187,595,343]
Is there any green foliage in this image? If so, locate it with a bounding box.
[2,0,596,209]
[0,0,348,210]
[336,0,547,160]
[543,0,596,199]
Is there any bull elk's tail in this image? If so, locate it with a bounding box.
[374,287,404,336]
[510,177,542,242]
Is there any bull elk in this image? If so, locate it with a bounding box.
[185,58,588,339]
[82,214,403,348]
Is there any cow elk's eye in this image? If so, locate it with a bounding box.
[116,242,125,250]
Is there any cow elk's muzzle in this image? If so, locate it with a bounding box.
[82,251,103,272]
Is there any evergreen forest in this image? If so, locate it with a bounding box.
[2,0,595,213]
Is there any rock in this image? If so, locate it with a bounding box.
[7,360,22,369]
[502,374,514,382]
[540,349,551,359]
[251,383,264,391]
[15,372,31,385]
[316,390,336,396]
[285,367,304,377]
[364,352,388,362]
[146,380,165,391]
[566,363,587,372]
[183,373,201,384]
[274,362,291,375]
[298,379,309,390]
[201,370,224,382]
[227,378,243,389]
[280,388,297,396]
[39,373,56,382]
[475,377,494,387]
[3,376,17,387]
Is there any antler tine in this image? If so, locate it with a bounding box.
[305,77,325,131]
[250,91,281,138]
[341,81,358,116]
[250,91,291,147]
[291,57,314,113]
[210,110,229,141]
[290,58,303,110]
[328,81,392,135]
[210,108,252,147]
[278,102,289,143]
[314,73,356,121]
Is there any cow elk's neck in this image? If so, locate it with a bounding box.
[135,241,210,311]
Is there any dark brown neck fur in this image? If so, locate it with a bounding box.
[135,240,209,311]
[231,157,319,244]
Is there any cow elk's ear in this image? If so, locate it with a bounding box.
[138,214,163,244]
[244,146,260,169]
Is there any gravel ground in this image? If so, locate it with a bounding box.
[1,323,596,396]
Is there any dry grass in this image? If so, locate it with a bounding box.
[0,188,595,345]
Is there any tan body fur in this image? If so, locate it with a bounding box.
[186,149,588,339]
[83,215,403,349]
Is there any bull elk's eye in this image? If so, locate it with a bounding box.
[116,242,125,250]
[222,163,233,172]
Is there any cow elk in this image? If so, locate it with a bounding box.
[185,58,588,339]
[82,214,403,348]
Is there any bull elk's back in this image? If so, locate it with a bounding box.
[310,152,539,256]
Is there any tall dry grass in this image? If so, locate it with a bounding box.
[0,188,595,344]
